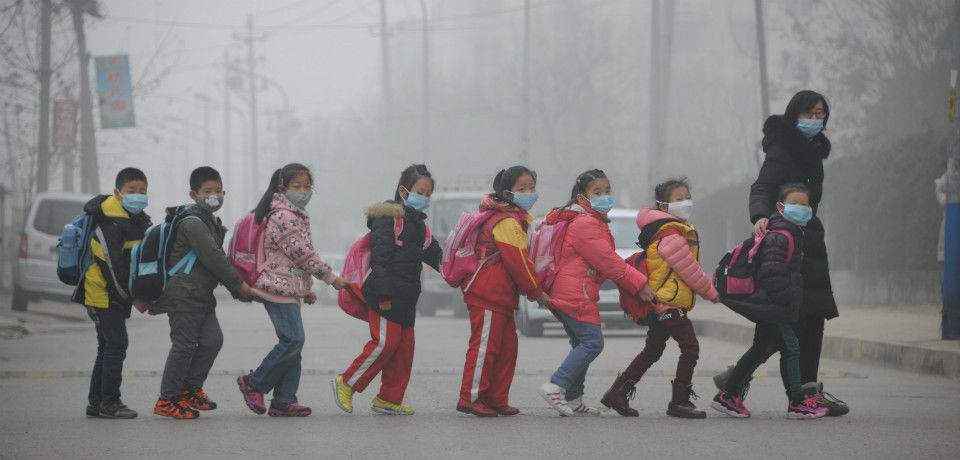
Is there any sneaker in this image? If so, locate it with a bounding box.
[456,399,498,417]
[371,397,414,415]
[99,401,138,419]
[237,374,266,415]
[153,395,198,419]
[787,397,829,420]
[268,400,312,417]
[331,375,355,414]
[182,388,217,410]
[537,381,574,416]
[713,365,751,400]
[802,382,849,416]
[710,390,750,418]
[86,402,100,417]
[565,396,601,417]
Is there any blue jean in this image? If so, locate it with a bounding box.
[87,306,128,405]
[251,302,305,403]
[551,310,604,400]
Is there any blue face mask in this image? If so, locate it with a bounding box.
[796,118,823,138]
[589,194,615,215]
[780,203,813,226]
[509,192,539,211]
[121,193,148,215]
[403,189,430,212]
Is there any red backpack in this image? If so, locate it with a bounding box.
[617,226,682,325]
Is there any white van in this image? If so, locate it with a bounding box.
[12,192,89,310]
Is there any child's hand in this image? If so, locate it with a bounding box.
[535,292,553,309]
[332,277,348,290]
[753,218,769,238]
[132,298,150,314]
[304,291,317,305]
[638,285,658,303]
[238,282,255,301]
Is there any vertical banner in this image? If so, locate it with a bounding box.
[94,54,135,128]
[52,100,78,149]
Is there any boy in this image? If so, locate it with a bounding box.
[76,167,152,419]
[151,166,253,419]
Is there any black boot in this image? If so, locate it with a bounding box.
[667,380,706,419]
[601,373,639,417]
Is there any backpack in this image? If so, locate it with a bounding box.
[57,213,95,286]
[128,214,203,301]
[713,229,795,300]
[617,226,682,325]
[337,218,432,321]
[227,211,274,285]
[527,219,573,292]
[440,210,510,290]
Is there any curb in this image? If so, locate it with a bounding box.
[691,318,960,380]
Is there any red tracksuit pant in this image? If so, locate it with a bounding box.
[459,305,518,406]
[342,306,415,404]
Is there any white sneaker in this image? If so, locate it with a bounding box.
[565,396,601,417]
[538,381,574,416]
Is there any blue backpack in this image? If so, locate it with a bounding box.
[128,215,201,301]
[57,214,95,286]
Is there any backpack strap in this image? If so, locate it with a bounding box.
[168,251,197,276]
[749,229,795,264]
[393,217,404,246]
[423,223,432,250]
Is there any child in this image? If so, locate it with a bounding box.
[456,166,552,417]
[332,164,442,415]
[237,163,348,417]
[710,184,828,420]
[76,167,152,419]
[537,169,655,416]
[601,178,718,418]
[152,166,254,419]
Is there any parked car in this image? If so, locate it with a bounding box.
[12,192,89,311]
[516,207,640,337]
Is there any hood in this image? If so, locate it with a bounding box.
[544,203,597,225]
[84,194,129,219]
[767,210,803,236]
[271,192,308,218]
[365,201,405,219]
[164,203,209,222]
[480,194,532,226]
[761,115,831,160]
[636,207,679,229]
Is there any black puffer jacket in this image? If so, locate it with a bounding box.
[722,213,804,325]
[361,201,442,327]
[749,115,838,319]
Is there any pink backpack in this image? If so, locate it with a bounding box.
[527,218,573,291]
[338,218,432,321]
[440,210,509,291]
[227,211,270,285]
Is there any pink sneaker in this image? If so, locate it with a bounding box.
[268,400,312,417]
[787,397,828,420]
[237,375,266,415]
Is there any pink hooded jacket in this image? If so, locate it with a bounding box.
[253,193,336,304]
[545,204,647,325]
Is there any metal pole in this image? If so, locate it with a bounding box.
[72,4,99,194]
[419,0,430,165]
[223,50,232,212]
[520,0,530,165]
[37,0,52,193]
[380,0,391,118]
[647,0,661,188]
[943,0,960,340]
[754,0,770,120]
[246,15,259,198]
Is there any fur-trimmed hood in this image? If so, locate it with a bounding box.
[365,201,406,218]
[762,115,831,160]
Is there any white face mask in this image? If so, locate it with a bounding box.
[665,200,693,221]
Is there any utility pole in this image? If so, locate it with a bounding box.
[418,0,430,164]
[754,0,770,123]
[520,0,530,165]
[37,0,53,193]
[69,0,101,194]
[380,0,391,118]
[943,0,960,340]
[243,15,259,192]
[647,0,662,188]
[224,50,231,183]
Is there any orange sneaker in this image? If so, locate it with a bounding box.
[181,388,217,410]
[154,395,199,419]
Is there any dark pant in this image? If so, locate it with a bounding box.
[159,311,223,400]
[795,314,825,383]
[251,302,305,404]
[725,322,803,402]
[87,306,128,405]
[623,308,699,386]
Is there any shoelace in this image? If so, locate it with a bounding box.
[818,392,847,406]
[689,388,700,401]
[625,387,637,401]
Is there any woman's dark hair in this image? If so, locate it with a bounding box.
[778,183,810,202]
[654,177,691,204]
[783,90,829,129]
[493,165,537,199]
[394,164,435,202]
[560,169,608,209]
[254,163,313,223]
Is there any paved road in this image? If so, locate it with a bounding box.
[1,298,958,460]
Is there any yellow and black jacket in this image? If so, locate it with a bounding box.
[71,195,151,313]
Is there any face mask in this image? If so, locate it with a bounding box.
[403,188,430,212]
[121,193,148,215]
[509,192,539,211]
[285,190,312,209]
[588,194,614,215]
[665,199,694,221]
[780,203,812,226]
[196,193,224,213]
[796,118,823,138]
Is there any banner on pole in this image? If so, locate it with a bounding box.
[94,54,135,128]
[52,100,78,149]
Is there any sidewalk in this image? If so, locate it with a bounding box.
[691,303,960,380]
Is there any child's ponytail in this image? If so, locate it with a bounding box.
[254,169,283,224]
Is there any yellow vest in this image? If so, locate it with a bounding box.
[644,221,701,310]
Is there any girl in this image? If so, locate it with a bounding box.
[601,178,718,418]
[537,169,656,416]
[456,166,552,417]
[236,163,347,417]
[332,164,442,415]
[711,184,828,420]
